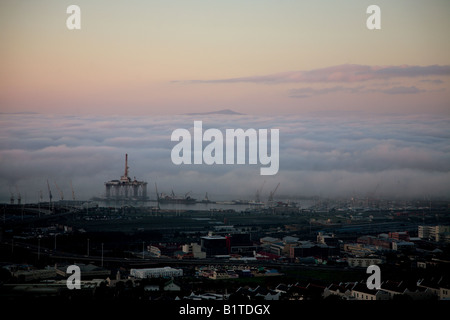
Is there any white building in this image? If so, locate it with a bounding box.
[130,267,183,279]
[182,243,206,259]
[418,225,450,242]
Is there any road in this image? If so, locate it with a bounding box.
[4,239,351,275]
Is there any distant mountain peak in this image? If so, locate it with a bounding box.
[184,109,244,116]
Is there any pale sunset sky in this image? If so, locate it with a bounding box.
[1,0,449,115]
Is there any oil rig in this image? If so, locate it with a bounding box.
[104,154,148,201]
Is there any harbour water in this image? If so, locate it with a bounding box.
[93,198,314,212]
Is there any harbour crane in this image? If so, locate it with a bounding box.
[154,183,161,209]
[155,183,160,201]
[9,187,14,204]
[15,186,21,205]
[70,180,75,201]
[255,180,266,203]
[54,182,64,201]
[47,180,54,212]
[268,182,280,204]
[47,180,53,203]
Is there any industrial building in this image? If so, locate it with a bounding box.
[56,263,110,280]
[226,233,257,255]
[104,154,148,201]
[289,243,339,260]
[200,235,228,257]
[130,267,183,279]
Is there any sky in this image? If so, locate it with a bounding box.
[1,0,449,115]
[0,1,449,202]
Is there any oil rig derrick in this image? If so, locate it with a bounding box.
[104,154,148,200]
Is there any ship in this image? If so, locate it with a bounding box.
[155,184,197,204]
[199,192,215,204]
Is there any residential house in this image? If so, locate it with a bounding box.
[323,282,356,300]
[351,282,390,300]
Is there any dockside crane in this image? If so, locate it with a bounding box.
[155,183,160,201]
[47,179,53,202]
[70,180,75,201]
[47,180,54,212]
[15,186,21,205]
[255,180,266,203]
[268,182,280,204]
[54,181,64,201]
[9,187,14,204]
[154,183,161,209]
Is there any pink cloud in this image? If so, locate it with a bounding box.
[181,64,450,84]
